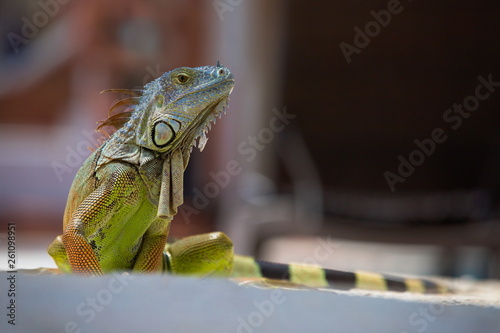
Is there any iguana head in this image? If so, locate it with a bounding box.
[100,63,234,158]
[139,64,234,153]
[98,63,234,218]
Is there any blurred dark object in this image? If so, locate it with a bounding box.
[236,0,500,278]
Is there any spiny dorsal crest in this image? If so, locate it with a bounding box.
[97,89,143,136]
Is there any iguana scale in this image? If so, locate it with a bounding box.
[47,63,449,293]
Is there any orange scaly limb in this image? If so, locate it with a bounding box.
[62,226,103,276]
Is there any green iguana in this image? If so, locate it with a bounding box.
[47,63,449,294]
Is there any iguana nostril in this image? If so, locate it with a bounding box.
[218,68,225,76]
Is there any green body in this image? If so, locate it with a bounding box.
[49,146,165,274]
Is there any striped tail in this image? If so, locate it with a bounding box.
[232,255,450,293]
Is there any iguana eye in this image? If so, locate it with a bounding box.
[153,121,175,148]
[176,73,190,84]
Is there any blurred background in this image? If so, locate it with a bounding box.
[0,0,500,279]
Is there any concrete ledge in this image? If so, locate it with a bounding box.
[1,272,499,332]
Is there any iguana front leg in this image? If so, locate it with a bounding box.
[132,219,170,272]
[63,225,102,276]
[60,163,164,276]
[61,166,134,276]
